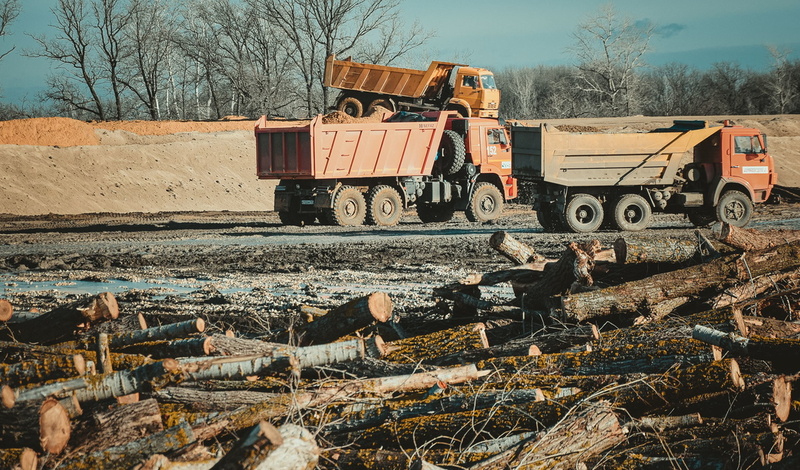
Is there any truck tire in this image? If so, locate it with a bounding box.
[437,130,466,176]
[368,98,395,114]
[612,194,652,231]
[563,194,604,233]
[338,96,363,118]
[417,202,455,223]
[328,186,367,226]
[716,190,753,227]
[466,182,504,222]
[366,185,403,226]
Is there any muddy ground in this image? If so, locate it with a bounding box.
[2,201,799,337]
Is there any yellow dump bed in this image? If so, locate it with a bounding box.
[324,55,463,99]
[511,122,722,187]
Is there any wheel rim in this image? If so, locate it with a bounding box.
[343,198,358,219]
[623,205,644,224]
[479,195,496,215]
[379,198,396,217]
[724,200,746,221]
[574,204,596,224]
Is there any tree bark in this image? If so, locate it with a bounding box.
[0,292,118,344]
[693,325,800,370]
[0,353,86,387]
[294,292,393,346]
[55,420,195,470]
[708,269,800,308]
[383,323,488,364]
[0,397,70,454]
[117,337,215,358]
[713,222,800,251]
[70,398,164,454]
[613,235,704,264]
[560,240,800,321]
[522,241,602,310]
[255,423,319,470]
[489,231,544,265]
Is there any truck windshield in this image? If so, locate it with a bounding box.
[734,135,764,154]
[480,75,497,89]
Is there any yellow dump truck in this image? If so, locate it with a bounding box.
[512,120,778,232]
[324,55,499,119]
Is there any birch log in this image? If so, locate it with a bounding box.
[296,292,393,345]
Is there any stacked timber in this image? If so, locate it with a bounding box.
[1,225,800,469]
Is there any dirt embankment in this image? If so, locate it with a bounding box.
[1,114,799,216]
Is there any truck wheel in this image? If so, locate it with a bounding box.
[367,98,395,114]
[612,194,652,231]
[536,208,556,232]
[466,182,504,222]
[437,130,466,175]
[329,186,366,226]
[717,190,753,227]
[278,211,316,226]
[366,185,403,226]
[417,202,455,223]
[338,96,363,118]
[564,194,604,233]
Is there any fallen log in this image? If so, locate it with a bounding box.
[468,401,624,470]
[116,337,215,358]
[0,292,118,344]
[693,325,800,369]
[613,236,704,265]
[14,358,181,404]
[0,448,37,470]
[521,240,602,310]
[294,292,392,346]
[0,353,86,387]
[708,269,800,308]
[0,397,70,454]
[70,398,164,454]
[739,313,800,338]
[713,221,800,251]
[56,318,206,351]
[560,240,800,322]
[382,323,488,364]
[489,231,544,265]
[255,423,319,470]
[318,364,487,397]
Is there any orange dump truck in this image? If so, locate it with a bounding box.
[324,55,500,119]
[512,120,778,232]
[256,111,517,226]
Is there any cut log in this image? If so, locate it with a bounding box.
[713,222,800,251]
[693,325,800,370]
[0,397,70,454]
[522,241,602,310]
[2,384,14,408]
[70,398,164,454]
[613,236,703,264]
[0,298,13,322]
[96,332,112,373]
[0,292,118,344]
[59,318,206,351]
[479,338,714,376]
[560,240,800,321]
[633,413,704,432]
[740,314,800,338]
[382,323,488,364]
[295,292,392,346]
[708,269,800,308]
[14,358,181,404]
[117,337,215,358]
[208,334,293,356]
[0,353,86,387]
[54,420,195,470]
[318,364,486,398]
[501,324,599,355]
[0,448,37,470]
[469,401,623,470]
[209,421,283,470]
[256,423,319,470]
[154,387,285,412]
[489,231,544,265]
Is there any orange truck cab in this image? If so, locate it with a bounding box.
[256,111,516,226]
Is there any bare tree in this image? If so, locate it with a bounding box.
[765,45,798,114]
[699,62,749,114]
[256,0,426,117]
[0,0,20,61]
[93,0,128,119]
[28,0,108,119]
[123,0,176,120]
[568,3,654,116]
[640,62,703,116]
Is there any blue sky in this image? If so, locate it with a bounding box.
[1,0,799,106]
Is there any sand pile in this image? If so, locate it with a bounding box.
[0,117,101,146]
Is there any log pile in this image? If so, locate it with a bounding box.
[1,223,800,469]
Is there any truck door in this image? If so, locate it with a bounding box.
[486,127,512,174]
[729,133,772,194]
[453,74,481,113]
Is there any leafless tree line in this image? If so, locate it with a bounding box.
[5,0,424,121]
